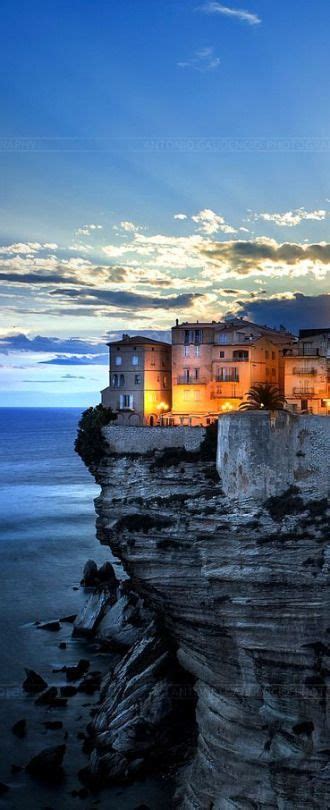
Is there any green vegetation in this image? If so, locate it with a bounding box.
[75,405,117,469]
[239,383,286,411]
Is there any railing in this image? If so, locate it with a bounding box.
[292,388,315,396]
[176,376,207,384]
[214,375,239,383]
[292,367,317,375]
[285,348,320,357]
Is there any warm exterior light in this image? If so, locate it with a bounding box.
[221,402,233,412]
[157,401,168,411]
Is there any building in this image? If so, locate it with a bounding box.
[284,329,330,415]
[101,335,172,425]
[171,318,295,425]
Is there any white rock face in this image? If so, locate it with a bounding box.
[91,424,329,807]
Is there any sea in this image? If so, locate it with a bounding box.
[0,408,172,809]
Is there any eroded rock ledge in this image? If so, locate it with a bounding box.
[87,415,329,808]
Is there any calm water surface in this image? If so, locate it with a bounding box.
[0,409,171,809]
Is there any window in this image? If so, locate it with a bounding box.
[183,389,191,401]
[112,374,118,388]
[272,351,276,360]
[120,394,133,409]
[184,329,203,345]
[265,350,269,359]
[183,368,190,382]
[194,390,201,401]
[233,350,248,360]
[195,368,200,380]
[163,375,167,387]
[184,346,189,357]
[266,367,270,376]
[115,355,122,366]
[119,374,125,387]
[134,374,141,385]
[217,333,229,344]
[132,355,139,366]
[271,368,276,377]
[217,367,239,382]
[195,345,200,357]
[219,351,225,358]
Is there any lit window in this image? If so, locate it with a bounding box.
[132,355,139,366]
[233,350,248,360]
[115,355,122,366]
[134,374,141,384]
[184,346,189,357]
[163,375,167,387]
[183,389,191,401]
[195,345,200,357]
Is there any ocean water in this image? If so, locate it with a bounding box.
[0,408,171,809]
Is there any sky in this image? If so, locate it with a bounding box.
[0,0,329,406]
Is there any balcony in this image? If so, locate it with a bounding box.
[292,388,315,396]
[176,376,207,385]
[292,367,317,375]
[214,375,239,383]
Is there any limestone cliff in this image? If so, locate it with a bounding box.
[87,415,329,808]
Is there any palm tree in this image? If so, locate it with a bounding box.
[239,383,286,411]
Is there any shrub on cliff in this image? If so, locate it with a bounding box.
[75,405,117,469]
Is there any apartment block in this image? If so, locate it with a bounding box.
[171,318,294,425]
[101,335,172,425]
[284,329,330,415]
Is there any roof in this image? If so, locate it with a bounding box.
[299,328,330,338]
[107,334,171,348]
[173,317,294,336]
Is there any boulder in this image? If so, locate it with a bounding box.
[98,561,118,586]
[38,620,61,632]
[26,744,66,782]
[81,559,98,587]
[12,718,26,738]
[23,669,48,694]
[65,659,90,682]
[35,687,58,706]
[96,593,148,649]
[73,589,112,636]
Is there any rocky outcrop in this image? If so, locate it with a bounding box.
[87,418,329,807]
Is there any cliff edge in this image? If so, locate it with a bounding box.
[86,413,329,808]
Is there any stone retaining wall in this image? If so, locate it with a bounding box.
[217,411,330,501]
[102,424,206,455]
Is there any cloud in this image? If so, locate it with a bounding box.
[177,46,220,72]
[198,3,261,26]
[117,221,142,233]
[50,287,204,311]
[251,208,328,227]
[0,333,106,355]
[75,224,103,236]
[174,213,188,220]
[191,208,237,234]
[236,293,330,333]
[0,242,57,255]
[199,237,330,277]
[40,354,108,365]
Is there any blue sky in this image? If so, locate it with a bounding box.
[0,1,329,405]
